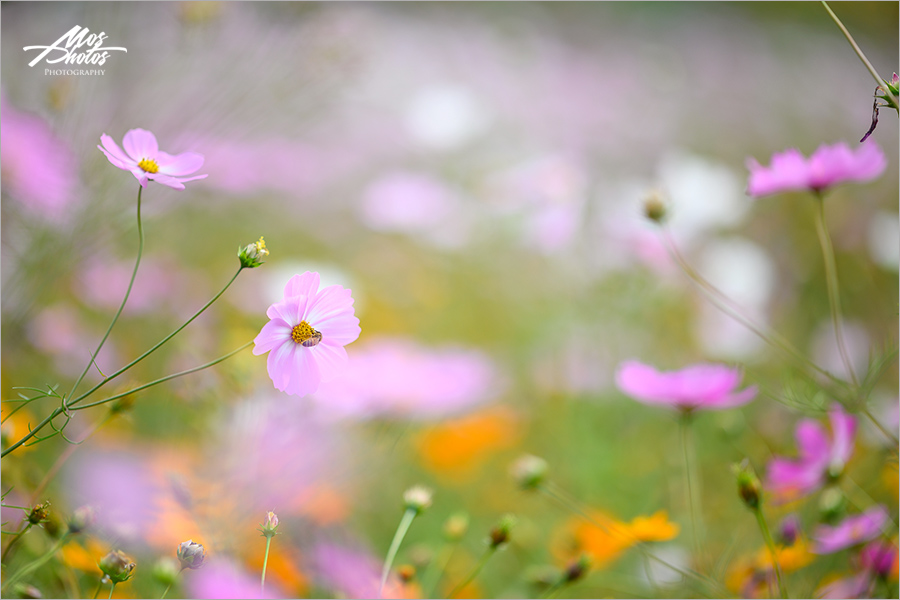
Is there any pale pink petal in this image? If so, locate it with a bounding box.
[99,134,135,167]
[766,457,823,500]
[146,172,186,190]
[285,345,320,397]
[122,128,159,161]
[828,404,856,467]
[128,168,150,188]
[317,317,361,346]
[714,384,758,408]
[284,272,320,300]
[98,146,133,171]
[266,299,299,327]
[813,506,889,554]
[266,341,295,392]
[794,420,830,466]
[253,319,291,355]
[746,149,808,197]
[156,151,205,176]
[310,343,348,382]
[307,285,355,325]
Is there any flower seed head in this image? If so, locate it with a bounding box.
[99,550,136,583]
[511,454,548,490]
[403,485,433,515]
[176,539,206,570]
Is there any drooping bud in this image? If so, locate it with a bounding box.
[152,557,181,587]
[68,505,96,534]
[260,511,279,538]
[176,540,206,570]
[238,236,269,269]
[732,460,761,510]
[510,454,548,491]
[488,514,517,549]
[443,512,470,542]
[99,550,136,583]
[643,189,667,224]
[403,486,433,515]
[27,501,51,525]
[563,553,592,583]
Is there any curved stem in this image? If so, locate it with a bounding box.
[68,186,144,402]
[261,536,273,592]
[1,523,32,563]
[380,508,417,597]
[754,508,787,599]
[447,547,495,599]
[72,342,252,411]
[2,534,68,592]
[812,195,859,388]
[820,1,899,107]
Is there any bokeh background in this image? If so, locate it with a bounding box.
[1,2,898,598]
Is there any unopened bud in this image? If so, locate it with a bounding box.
[443,512,469,542]
[27,502,50,525]
[99,550,136,583]
[176,540,206,570]
[403,486,433,515]
[68,506,96,535]
[643,190,667,223]
[397,564,416,583]
[152,557,181,587]
[511,455,548,491]
[488,514,516,549]
[563,553,592,583]
[732,460,761,510]
[260,511,279,538]
[777,514,801,547]
[238,236,269,269]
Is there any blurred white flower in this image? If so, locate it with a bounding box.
[405,84,489,150]
[866,211,899,272]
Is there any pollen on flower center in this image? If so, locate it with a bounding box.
[138,158,159,174]
[291,321,322,347]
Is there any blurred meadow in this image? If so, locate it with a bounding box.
[1,2,898,599]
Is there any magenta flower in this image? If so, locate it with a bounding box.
[765,404,856,502]
[614,361,757,412]
[253,272,361,397]
[813,506,890,554]
[859,539,898,578]
[746,141,886,197]
[98,128,207,190]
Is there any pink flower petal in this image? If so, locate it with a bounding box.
[828,404,856,468]
[317,318,361,347]
[156,150,205,176]
[794,420,830,465]
[122,128,159,162]
[266,300,299,327]
[766,456,823,499]
[146,172,186,190]
[99,134,135,167]
[307,285,354,325]
[284,272,320,301]
[253,319,291,355]
[615,360,753,411]
[286,345,320,397]
[311,343,348,382]
[266,341,295,392]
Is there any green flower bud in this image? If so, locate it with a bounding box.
[488,514,517,549]
[259,511,280,538]
[99,550,136,584]
[238,236,269,269]
[27,502,50,525]
[510,455,548,491]
[732,460,762,510]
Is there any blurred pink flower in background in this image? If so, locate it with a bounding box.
[26,305,119,380]
[816,572,873,599]
[188,558,282,599]
[614,361,757,412]
[813,506,890,554]
[860,539,898,578]
[253,271,361,397]
[98,128,207,190]
[311,337,503,420]
[311,542,404,599]
[765,404,856,502]
[746,141,886,197]
[1,94,79,224]
[359,171,457,233]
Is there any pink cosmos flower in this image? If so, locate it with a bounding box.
[859,539,898,578]
[746,141,886,197]
[253,272,361,397]
[813,506,890,554]
[765,404,856,502]
[98,128,207,190]
[614,361,757,412]
[188,558,282,599]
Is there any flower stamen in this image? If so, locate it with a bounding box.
[291,321,322,347]
[138,158,159,174]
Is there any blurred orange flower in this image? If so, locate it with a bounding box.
[60,536,108,573]
[416,407,519,479]
[625,510,680,543]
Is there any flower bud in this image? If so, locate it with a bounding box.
[510,455,548,491]
[403,486,433,515]
[27,502,50,525]
[732,460,761,510]
[68,505,96,535]
[563,553,592,583]
[152,557,181,587]
[488,514,516,549]
[176,540,206,570]
[99,550,136,583]
[643,190,667,224]
[818,487,846,524]
[443,512,469,542]
[238,236,269,269]
[260,511,280,538]
[777,514,801,547]
[397,564,416,583]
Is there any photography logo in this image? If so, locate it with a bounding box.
[23,25,126,75]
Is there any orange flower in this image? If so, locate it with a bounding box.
[552,511,632,568]
[60,537,109,573]
[416,408,519,479]
[754,539,813,573]
[625,511,680,543]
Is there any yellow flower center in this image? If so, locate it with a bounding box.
[291,321,322,347]
[138,158,159,174]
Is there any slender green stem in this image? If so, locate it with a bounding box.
[380,508,417,597]
[820,1,899,108]
[812,195,859,388]
[2,534,68,592]
[1,523,32,563]
[261,536,273,592]
[446,547,495,599]
[661,228,845,388]
[108,582,116,600]
[161,582,173,599]
[862,407,899,446]
[754,508,787,599]
[92,579,103,599]
[422,542,457,599]
[539,577,564,599]
[73,342,252,411]
[67,186,144,403]
[680,413,703,566]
